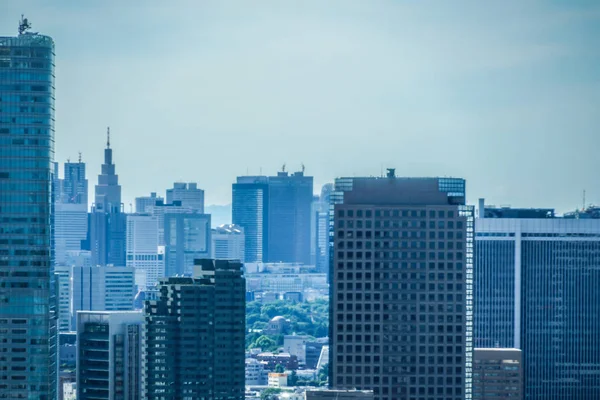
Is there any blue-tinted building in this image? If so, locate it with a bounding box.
[232,170,313,264]
[474,202,600,399]
[90,129,126,266]
[0,18,57,399]
[232,176,269,262]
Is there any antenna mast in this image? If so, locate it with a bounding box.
[106,127,110,148]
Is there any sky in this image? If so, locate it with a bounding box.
[2,1,600,213]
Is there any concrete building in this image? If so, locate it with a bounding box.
[268,373,288,388]
[126,213,164,288]
[212,223,245,261]
[54,202,88,265]
[330,172,474,400]
[474,201,600,399]
[472,348,522,400]
[166,182,204,213]
[55,265,72,332]
[76,311,143,400]
[143,259,245,399]
[284,335,309,365]
[90,128,126,267]
[232,170,313,264]
[245,358,268,385]
[163,212,211,277]
[134,192,163,213]
[0,22,58,399]
[305,390,374,400]
[71,265,135,330]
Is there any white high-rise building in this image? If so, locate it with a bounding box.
[211,224,245,261]
[54,203,88,265]
[55,265,71,332]
[77,311,143,400]
[126,214,165,289]
[71,265,135,330]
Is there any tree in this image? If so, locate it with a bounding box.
[318,364,329,384]
[288,370,298,386]
[251,335,278,352]
[274,363,285,373]
[260,388,282,400]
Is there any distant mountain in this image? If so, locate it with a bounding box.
[205,204,232,227]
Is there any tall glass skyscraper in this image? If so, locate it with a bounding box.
[474,202,600,399]
[0,18,57,400]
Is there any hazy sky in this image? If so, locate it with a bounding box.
[2,1,599,212]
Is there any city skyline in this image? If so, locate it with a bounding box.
[1,2,599,212]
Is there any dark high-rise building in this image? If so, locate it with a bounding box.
[232,169,313,264]
[76,311,143,400]
[474,200,600,399]
[0,18,58,400]
[315,183,333,274]
[329,172,474,400]
[232,176,269,262]
[90,128,126,266]
[144,259,246,400]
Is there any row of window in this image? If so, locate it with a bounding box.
[338,209,459,219]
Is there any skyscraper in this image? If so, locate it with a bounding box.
[71,265,136,330]
[329,172,473,400]
[0,18,57,399]
[143,259,246,399]
[134,192,162,214]
[77,311,143,400]
[54,202,88,265]
[472,348,522,400]
[232,176,269,262]
[166,182,204,213]
[266,170,313,264]
[90,128,126,266]
[315,183,333,274]
[163,212,211,276]
[211,224,245,261]
[232,169,313,264]
[55,265,72,332]
[474,201,600,399]
[126,213,164,288]
[62,156,88,205]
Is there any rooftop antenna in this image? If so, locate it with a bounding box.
[282,163,286,173]
[106,127,110,148]
[301,163,305,173]
[583,189,586,211]
[78,151,82,163]
[18,15,31,35]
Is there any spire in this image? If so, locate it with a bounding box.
[106,126,110,148]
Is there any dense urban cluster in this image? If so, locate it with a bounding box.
[1,18,600,400]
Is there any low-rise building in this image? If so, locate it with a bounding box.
[268,373,288,388]
[245,358,268,386]
[255,352,299,371]
[305,390,374,399]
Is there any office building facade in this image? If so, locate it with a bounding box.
[330,173,473,400]
[0,21,57,399]
[166,182,204,213]
[61,158,88,205]
[163,212,211,277]
[474,203,600,399]
[472,348,522,400]
[232,170,313,264]
[211,223,245,261]
[54,202,88,265]
[126,214,164,288]
[55,265,71,332]
[143,259,246,399]
[90,129,126,266]
[134,192,162,214]
[71,265,135,330]
[232,176,269,262]
[77,311,143,400]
